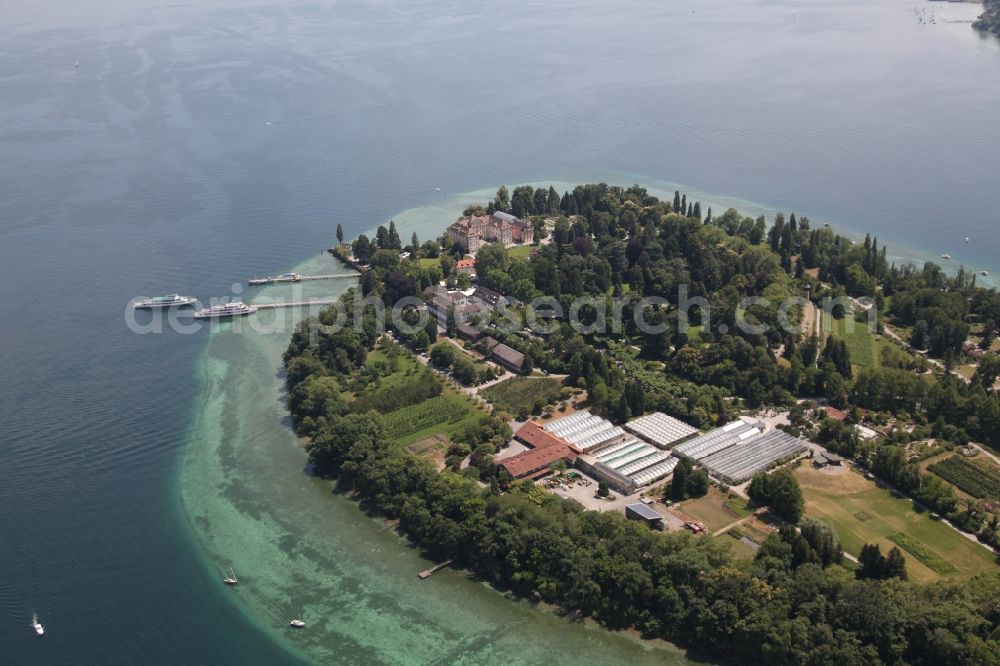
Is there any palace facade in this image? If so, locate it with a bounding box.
[447,211,534,252]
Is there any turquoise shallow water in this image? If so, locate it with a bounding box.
[179,252,696,665]
[4,0,1000,662]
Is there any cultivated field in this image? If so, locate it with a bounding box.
[795,465,998,583]
[361,348,486,447]
[480,376,563,416]
[929,454,1000,500]
[383,389,484,446]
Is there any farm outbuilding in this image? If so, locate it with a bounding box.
[625,503,665,530]
[499,443,576,480]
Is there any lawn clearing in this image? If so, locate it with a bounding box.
[887,533,957,575]
[954,364,978,381]
[680,487,748,532]
[875,336,917,368]
[406,435,448,456]
[364,348,423,388]
[728,519,774,546]
[406,435,448,471]
[724,495,754,519]
[726,533,759,560]
[824,311,877,369]
[480,376,563,416]
[795,465,997,583]
[507,244,536,259]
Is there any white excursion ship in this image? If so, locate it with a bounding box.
[135,294,198,309]
[193,301,258,319]
[248,272,302,286]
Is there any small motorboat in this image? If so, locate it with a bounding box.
[32,614,44,636]
[223,568,238,585]
[981,270,990,277]
[941,254,951,260]
[965,237,971,242]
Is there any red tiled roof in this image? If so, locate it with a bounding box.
[499,443,576,479]
[456,258,475,269]
[823,406,848,421]
[514,421,567,450]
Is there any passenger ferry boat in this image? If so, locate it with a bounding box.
[135,294,197,309]
[248,273,302,286]
[193,301,258,319]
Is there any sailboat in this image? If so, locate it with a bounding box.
[223,568,238,585]
[289,609,305,628]
[32,614,44,636]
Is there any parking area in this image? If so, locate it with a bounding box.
[542,470,641,512]
[534,469,698,532]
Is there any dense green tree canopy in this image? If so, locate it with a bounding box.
[284,297,1000,664]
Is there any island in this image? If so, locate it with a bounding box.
[291,183,1000,664]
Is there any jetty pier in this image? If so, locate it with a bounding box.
[248,273,359,286]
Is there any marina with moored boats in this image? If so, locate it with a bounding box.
[129,257,361,322]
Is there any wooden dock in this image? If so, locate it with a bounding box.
[377,520,400,533]
[418,559,453,579]
[300,273,359,281]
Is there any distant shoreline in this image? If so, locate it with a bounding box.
[371,177,997,286]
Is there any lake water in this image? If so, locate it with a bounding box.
[2,0,999,663]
